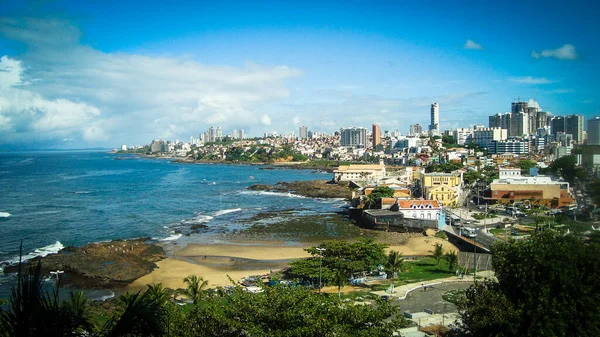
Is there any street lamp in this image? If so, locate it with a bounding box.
[316,248,326,293]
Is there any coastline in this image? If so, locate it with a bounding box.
[125,235,457,291]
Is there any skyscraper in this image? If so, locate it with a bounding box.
[372,124,381,149]
[208,127,215,142]
[511,112,529,137]
[409,124,423,136]
[240,129,245,140]
[489,113,502,128]
[588,117,600,145]
[565,115,584,143]
[340,127,367,147]
[299,126,308,140]
[216,127,223,141]
[429,103,439,134]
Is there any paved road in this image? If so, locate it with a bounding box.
[394,282,473,314]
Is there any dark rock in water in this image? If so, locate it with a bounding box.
[4,238,165,289]
[248,180,353,200]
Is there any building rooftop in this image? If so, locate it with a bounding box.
[334,164,384,172]
[491,175,566,185]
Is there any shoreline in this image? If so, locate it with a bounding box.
[125,236,458,291]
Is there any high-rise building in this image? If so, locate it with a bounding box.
[511,112,529,137]
[551,115,585,143]
[299,126,308,140]
[471,127,508,148]
[232,129,239,139]
[208,127,216,142]
[216,127,223,141]
[453,128,473,145]
[340,127,367,147]
[511,101,528,115]
[526,107,538,134]
[240,129,244,140]
[489,113,502,128]
[372,124,381,149]
[409,124,423,136]
[429,103,439,134]
[588,117,600,145]
[536,111,551,130]
[565,115,584,144]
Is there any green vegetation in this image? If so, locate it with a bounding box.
[442,289,466,305]
[444,251,458,271]
[472,212,496,220]
[369,258,455,290]
[425,161,464,173]
[434,231,448,240]
[432,243,444,270]
[0,262,407,336]
[453,231,600,337]
[539,155,586,184]
[363,186,394,209]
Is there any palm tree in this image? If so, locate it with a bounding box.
[183,275,209,305]
[444,251,458,271]
[62,291,94,335]
[384,251,405,293]
[146,283,170,307]
[331,268,348,299]
[432,243,444,270]
[100,291,166,337]
[363,194,377,209]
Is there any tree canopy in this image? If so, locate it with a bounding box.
[453,231,600,337]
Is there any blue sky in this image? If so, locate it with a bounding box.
[0,0,598,148]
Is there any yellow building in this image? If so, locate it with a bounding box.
[426,184,460,206]
[420,170,463,206]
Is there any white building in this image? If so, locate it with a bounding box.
[471,127,508,148]
[121,144,127,151]
[488,139,530,154]
[499,167,522,179]
[453,128,473,145]
[340,127,368,147]
[381,199,442,221]
[333,161,386,182]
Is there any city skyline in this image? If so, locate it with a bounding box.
[0,0,599,149]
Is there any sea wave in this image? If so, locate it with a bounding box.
[0,212,11,218]
[158,233,182,242]
[2,241,64,266]
[213,208,242,217]
[74,191,92,194]
[91,291,116,301]
[239,190,308,199]
[180,214,214,225]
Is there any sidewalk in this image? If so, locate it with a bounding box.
[370,273,495,300]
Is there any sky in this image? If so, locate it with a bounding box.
[0,0,599,149]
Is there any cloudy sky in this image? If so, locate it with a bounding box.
[0,0,598,149]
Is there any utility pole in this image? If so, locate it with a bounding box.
[316,248,326,293]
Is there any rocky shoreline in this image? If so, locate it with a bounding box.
[248,180,354,200]
[4,238,165,289]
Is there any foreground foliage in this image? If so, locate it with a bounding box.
[452,231,600,337]
[0,262,406,336]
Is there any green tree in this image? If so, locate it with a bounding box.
[384,250,405,280]
[182,275,209,305]
[453,231,600,337]
[432,243,444,270]
[444,251,458,271]
[100,291,167,337]
[518,160,537,175]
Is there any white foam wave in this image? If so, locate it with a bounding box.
[213,208,242,217]
[159,233,182,242]
[92,291,116,301]
[240,190,308,199]
[3,241,64,266]
[180,215,214,225]
[0,212,11,218]
[74,191,92,194]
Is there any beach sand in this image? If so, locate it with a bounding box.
[126,236,458,291]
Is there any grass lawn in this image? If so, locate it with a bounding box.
[367,258,455,291]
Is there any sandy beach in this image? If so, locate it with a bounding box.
[126,236,458,291]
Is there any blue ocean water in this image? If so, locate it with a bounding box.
[0,151,341,297]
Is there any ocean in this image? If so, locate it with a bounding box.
[0,151,345,298]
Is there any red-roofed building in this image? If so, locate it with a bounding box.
[381,198,442,221]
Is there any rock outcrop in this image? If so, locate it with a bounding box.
[4,238,165,289]
[248,180,353,199]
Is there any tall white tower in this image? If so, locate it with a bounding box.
[429,102,440,134]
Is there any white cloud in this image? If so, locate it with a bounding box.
[531,44,577,60]
[508,76,556,84]
[463,39,483,50]
[260,114,272,126]
[292,116,300,125]
[0,17,301,147]
[528,99,542,111]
